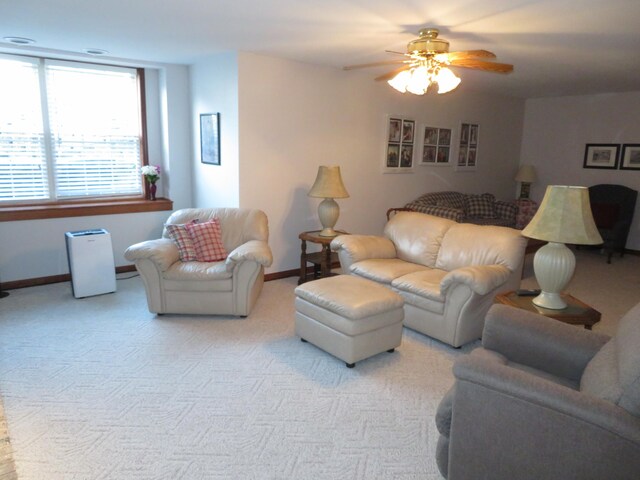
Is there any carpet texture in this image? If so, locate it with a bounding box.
[0,276,467,479]
[1,248,638,479]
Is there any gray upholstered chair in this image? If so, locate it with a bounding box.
[436,302,640,480]
[125,208,272,316]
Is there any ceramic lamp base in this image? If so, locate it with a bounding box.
[531,242,575,310]
[317,198,340,237]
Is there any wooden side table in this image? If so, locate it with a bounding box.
[298,230,347,285]
[495,291,601,330]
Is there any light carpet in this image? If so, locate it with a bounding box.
[1,248,639,479]
[0,276,467,479]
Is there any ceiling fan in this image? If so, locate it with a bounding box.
[343,28,514,95]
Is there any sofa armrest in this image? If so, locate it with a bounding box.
[124,238,179,272]
[225,240,273,268]
[330,235,396,271]
[441,265,511,296]
[482,304,611,381]
[404,202,464,222]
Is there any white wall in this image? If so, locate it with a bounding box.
[190,53,240,208]
[520,92,640,249]
[237,53,526,273]
[0,64,194,283]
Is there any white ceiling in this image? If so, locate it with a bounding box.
[2,0,640,98]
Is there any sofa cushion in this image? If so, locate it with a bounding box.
[350,258,428,284]
[436,223,526,273]
[464,193,497,218]
[163,260,232,280]
[185,219,228,262]
[391,269,448,302]
[384,212,455,268]
[166,220,198,261]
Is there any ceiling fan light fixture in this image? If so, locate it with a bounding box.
[435,67,461,94]
[388,69,412,93]
[406,65,429,95]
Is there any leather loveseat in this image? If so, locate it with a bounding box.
[404,191,517,228]
[331,212,526,347]
[125,208,272,316]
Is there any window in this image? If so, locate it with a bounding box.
[0,54,146,205]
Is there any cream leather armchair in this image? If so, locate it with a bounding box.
[331,212,526,347]
[125,208,272,316]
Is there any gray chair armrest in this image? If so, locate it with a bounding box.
[124,238,179,272]
[453,354,640,443]
[482,304,611,381]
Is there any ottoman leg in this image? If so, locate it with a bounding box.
[387,348,395,353]
[346,362,355,368]
[301,338,308,343]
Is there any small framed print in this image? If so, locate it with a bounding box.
[620,144,640,170]
[402,120,415,143]
[388,118,402,142]
[583,144,619,169]
[384,115,415,173]
[400,144,414,167]
[200,113,221,165]
[419,125,452,166]
[386,144,400,167]
[456,122,479,171]
[422,145,437,163]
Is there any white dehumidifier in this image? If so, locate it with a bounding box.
[65,229,116,298]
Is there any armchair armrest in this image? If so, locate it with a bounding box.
[482,304,611,381]
[330,235,396,271]
[453,354,640,443]
[124,238,179,272]
[225,240,273,268]
[441,264,511,295]
[404,202,464,222]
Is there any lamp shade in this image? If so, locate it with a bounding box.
[308,166,349,199]
[522,186,602,245]
[514,165,537,183]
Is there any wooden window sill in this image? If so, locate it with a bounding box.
[0,197,173,222]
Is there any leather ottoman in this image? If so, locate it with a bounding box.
[294,275,404,368]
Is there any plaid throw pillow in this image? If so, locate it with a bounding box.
[185,218,228,262]
[465,194,497,218]
[166,220,199,261]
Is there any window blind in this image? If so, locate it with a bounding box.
[0,55,49,201]
[45,60,143,198]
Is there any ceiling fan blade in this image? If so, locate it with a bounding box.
[384,50,408,56]
[449,59,514,73]
[446,49,496,61]
[375,66,411,82]
[343,60,407,71]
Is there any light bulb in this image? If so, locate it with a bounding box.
[435,67,461,94]
[387,70,412,93]
[406,66,429,95]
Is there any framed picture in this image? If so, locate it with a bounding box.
[620,144,640,170]
[419,125,452,166]
[384,115,415,173]
[386,144,400,167]
[402,120,415,143]
[583,144,619,169]
[200,113,221,165]
[456,122,479,171]
[388,118,402,142]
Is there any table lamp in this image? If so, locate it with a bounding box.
[515,164,537,199]
[522,186,602,309]
[308,165,349,237]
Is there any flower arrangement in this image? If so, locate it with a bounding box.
[141,165,161,184]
